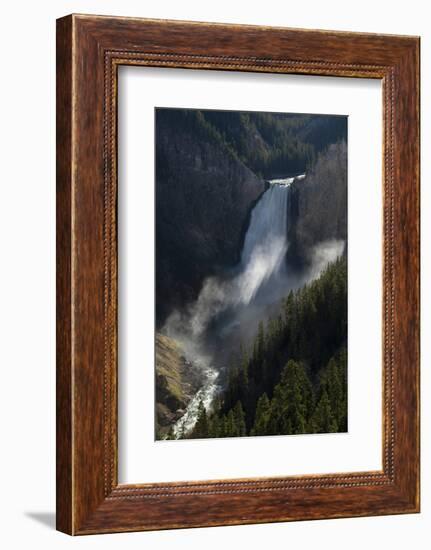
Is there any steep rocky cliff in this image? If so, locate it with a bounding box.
[154,110,348,440]
[155,109,347,324]
[156,110,265,325]
[287,141,347,267]
[155,333,205,438]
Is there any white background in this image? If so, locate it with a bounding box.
[0,0,428,548]
[118,68,382,483]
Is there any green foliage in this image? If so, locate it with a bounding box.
[185,257,348,440]
[157,108,347,179]
[309,390,338,433]
[251,393,271,436]
[224,410,236,437]
[317,349,347,431]
[267,360,314,435]
[234,401,247,437]
[190,399,209,439]
[156,108,348,441]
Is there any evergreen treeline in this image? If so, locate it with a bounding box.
[180,256,347,439]
[156,108,347,179]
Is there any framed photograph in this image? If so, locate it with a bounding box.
[56,14,420,534]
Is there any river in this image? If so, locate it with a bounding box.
[171,366,220,438]
[164,175,300,439]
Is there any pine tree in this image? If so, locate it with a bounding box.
[241,346,249,378]
[284,291,296,346]
[315,348,347,433]
[267,360,314,435]
[255,321,265,364]
[284,360,313,434]
[206,257,348,440]
[192,400,209,439]
[208,414,219,438]
[251,393,271,436]
[225,366,239,411]
[309,390,338,433]
[233,401,247,437]
[336,348,348,431]
[267,388,283,435]
[225,409,236,437]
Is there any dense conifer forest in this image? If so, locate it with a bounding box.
[156,107,348,440]
[157,108,347,183]
[166,256,347,439]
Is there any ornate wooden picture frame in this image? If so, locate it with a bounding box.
[56,14,420,535]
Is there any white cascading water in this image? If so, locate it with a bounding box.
[166,174,346,439]
[168,181,292,439]
[234,183,290,305]
[169,182,292,342]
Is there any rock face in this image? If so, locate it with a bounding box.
[155,109,348,325]
[156,111,265,325]
[287,141,347,266]
[154,110,348,440]
[155,333,204,438]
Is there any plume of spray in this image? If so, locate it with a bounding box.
[163,183,345,371]
[164,185,289,343]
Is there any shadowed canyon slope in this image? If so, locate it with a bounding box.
[155,108,348,439]
[156,109,347,326]
[155,333,205,435]
[156,109,265,325]
[288,141,347,268]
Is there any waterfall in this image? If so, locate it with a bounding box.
[163,182,292,438]
[242,185,289,265]
[161,175,347,439]
[164,182,292,342]
[235,184,290,305]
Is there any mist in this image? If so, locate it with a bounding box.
[163,183,345,375]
